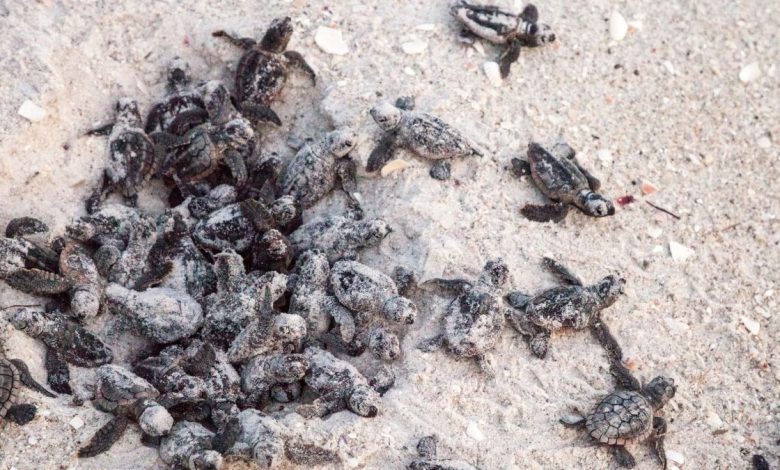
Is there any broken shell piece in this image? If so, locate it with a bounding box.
[741,316,760,335]
[669,241,694,261]
[609,11,628,41]
[401,40,427,55]
[315,27,349,55]
[18,100,46,122]
[380,159,411,177]
[483,61,502,86]
[739,62,761,83]
[641,180,658,195]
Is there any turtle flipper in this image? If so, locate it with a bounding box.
[5,404,37,425]
[590,318,640,391]
[78,415,130,458]
[5,217,48,238]
[211,30,257,50]
[366,134,397,172]
[168,109,209,136]
[610,445,636,468]
[520,202,570,223]
[323,297,357,343]
[239,102,282,127]
[651,416,668,470]
[529,329,551,359]
[541,257,583,286]
[429,160,451,180]
[283,50,316,85]
[520,4,539,22]
[499,40,522,78]
[223,148,249,188]
[8,359,56,398]
[297,391,346,418]
[45,348,72,395]
[4,268,71,296]
[335,156,364,219]
[510,158,531,178]
[422,278,472,294]
[86,174,113,214]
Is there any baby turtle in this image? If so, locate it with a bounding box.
[505,257,624,359]
[212,17,316,126]
[561,376,676,469]
[9,306,113,394]
[240,353,309,407]
[409,435,479,470]
[367,98,483,180]
[512,141,615,222]
[419,259,509,376]
[297,346,380,418]
[85,98,161,213]
[289,214,391,263]
[79,365,173,457]
[145,57,208,135]
[66,203,143,247]
[1,355,54,425]
[280,128,361,211]
[202,250,288,348]
[452,1,556,77]
[1,219,69,296]
[59,242,103,318]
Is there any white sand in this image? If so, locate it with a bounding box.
[1,0,779,469]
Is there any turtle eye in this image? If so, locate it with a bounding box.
[529,24,539,35]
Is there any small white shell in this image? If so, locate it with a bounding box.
[739,62,761,83]
[380,159,411,177]
[314,27,349,55]
[609,10,628,41]
[18,100,46,122]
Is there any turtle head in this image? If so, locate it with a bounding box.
[72,288,101,319]
[115,98,142,127]
[381,296,417,324]
[593,275,625,308]
[260,17,293,53]
[577,190,615,218]
[347,384,379,417]
[166,57,191,90]
[217,119,254,149]
[523,22,556,47]
[326,128,358,157]
[479,258,509,288]
[370,102,402,131]
[8,306,47,337]
[643,376,676,409]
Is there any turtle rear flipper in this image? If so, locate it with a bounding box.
[8,359,56,398]
[283,50,316,84]
[366,134,397,172]
[78,415,130,458]
[520,202,570,223]
[541,257,583,286]
[499,40,522,78]
[610,445,636,468]
[4,269,71,296]
[45,349,72,395]
[5,403,36,425]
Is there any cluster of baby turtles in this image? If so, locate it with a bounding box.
[0,3,679,470]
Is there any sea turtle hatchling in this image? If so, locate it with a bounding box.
[289,214,391,263]
[1,355,55,425]
[504,257,625,360]
[145,57,208,135]
[418,259,509,376]
[452,1,556,78]
[79,365,174,457]
[279,128,361,211]
[409,435,479,470]
[85,98,161,213]
[367,98,483,180]
[512,141,615,223]
[212,17,316,127]
[0,218,69,296]
[560,376,677,469]
[8,306,113,395]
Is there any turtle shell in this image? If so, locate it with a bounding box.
[527,144,589,203]
[0,358,21,418]
[235,49,287,107]
[585,389,653,445]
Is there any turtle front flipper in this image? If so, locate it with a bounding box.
[651,416,669,469]
[9,359,56,398]
[85,174,113,215]
[223,148,249,188]
[168,109,209,136]
[590,318,641,391]
[45,348,72,395]
[520,202,570,223]
[85,122,115,136]
[366,134,398,172]
[133,260,174,291]
[5,217,48,238]
[541,257,583,286]
[510,158,532,178]
[323,297,357,343]
[5,403,37,425]
[78,415,130,458]
[335,156,363,218]
[520,3,540,22]
[211,30,257,50]
[283,50,316,84]
[297,391,346,418]
[422,278,472,294]
[499,40,523,78]
[571,159,602,192]
[610,445,636,468]
[239,101,282,127]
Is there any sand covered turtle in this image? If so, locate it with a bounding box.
[85,98,161,213]
[1,355,55,425]
[240,353,309,407]
[288,250,357,340]
[79,365,174,457]
[0,218,69,296]
[367,98,483,180]
[8,306,113,394]
[419,259,509,376]
[212,17,316,126]
[512,141,615,222]
[66,203,144,248]
[289,214,391,263]
[280,128,361,211]
[297,346,380,418]
[202,250,288,348]
[59,242,103,318]
[145,57,208,135]
[104,283,204,344]
[227,288,307,364]
[561,376,676,469]
[452,1,556,78]
[505,257,625,359]
[409,435,479,470]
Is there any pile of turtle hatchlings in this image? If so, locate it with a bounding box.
[1,4,678,470]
